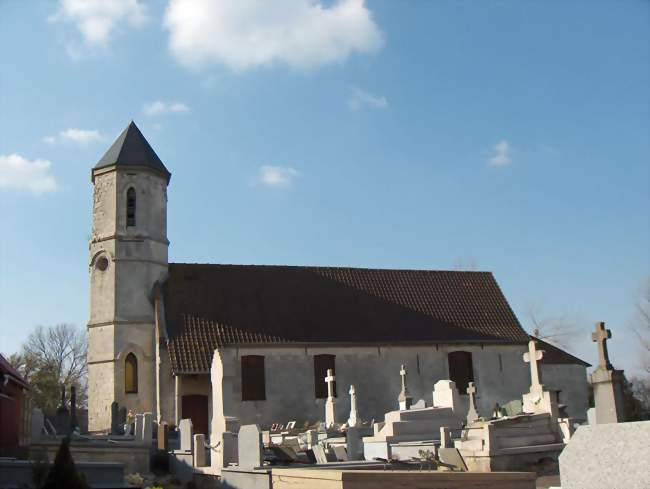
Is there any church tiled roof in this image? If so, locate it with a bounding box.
[92,121,171,182]
[163,264,530,373]
[532,336,591,367]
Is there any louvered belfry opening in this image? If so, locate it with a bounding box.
[314,354,336,399]
[241,355,266,401]
[126,187,136,227]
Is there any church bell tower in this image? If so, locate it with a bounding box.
[87,121,171,432]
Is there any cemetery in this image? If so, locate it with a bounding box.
[1,320,648,489]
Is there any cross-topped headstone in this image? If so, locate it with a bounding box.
[398,364,412,410]
[466,381,479,425]
[523,340,544,392]
[347,385,358,427]
[324,369,337,428]
[592,321,612,370]
[325,369,336,399]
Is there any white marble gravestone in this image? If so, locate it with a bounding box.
[347,385,359,427]
[432,380,461,414]
[193,434,206,467]
[466,382,479,425]
[179,418,194,452]
[589,322,625,424]
[325,369,337,428]
[238,424,263,469]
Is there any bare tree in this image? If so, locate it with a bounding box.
[525,303,581,350]
[10,324,87,414]
[631,276,650,374]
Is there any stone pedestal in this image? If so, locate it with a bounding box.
[325,397,337,428]
[522,389,559,420]
[589,368,625,424]
[193,434,206,467]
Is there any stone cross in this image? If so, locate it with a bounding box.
[325,369,337,428]
[592,321,612,370]
[466,381,479,425]
[523,340,544,392]
[325,369,336,399]
[347,385,358,427]
[398,364,412,410]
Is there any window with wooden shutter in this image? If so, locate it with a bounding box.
[241,355,266,401]
[448,351,474,394]
[314,354,336,399]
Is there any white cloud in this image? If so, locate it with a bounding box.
[0,154,58,195]
[488,140,512,167]
[143,100,190,116]
[348,87,387,112]
[257,166,300,187]
[44,128,105,144]
[53,0,147,45]
[164,0,383,71]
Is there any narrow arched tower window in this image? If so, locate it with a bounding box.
[126,188,136,227]
[125,353,138,394]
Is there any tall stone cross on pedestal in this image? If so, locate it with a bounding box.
[398,364,412,410]
[324,369,337,428]
[466,381,479,425]
[592,322,612,370]
[347,385,358,427]
[523,340,545,393]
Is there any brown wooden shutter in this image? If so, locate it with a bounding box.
[448,351,474,393]
[241,355,266,401]
[314,354,336,399]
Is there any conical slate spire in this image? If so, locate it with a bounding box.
[92,121,171,183]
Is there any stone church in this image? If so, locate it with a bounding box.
[87,122,589,434]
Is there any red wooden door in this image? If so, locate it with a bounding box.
[181,395,209,436]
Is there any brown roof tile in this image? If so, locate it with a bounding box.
[163,264,529,373]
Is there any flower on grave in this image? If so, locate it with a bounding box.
[126,410,135,424]
[125,472,144,486]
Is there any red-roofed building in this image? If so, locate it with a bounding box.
[0,354,30,456]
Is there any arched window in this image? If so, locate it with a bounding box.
[126,188,136,227]
[448,351,474,394]
[125,353,138,394]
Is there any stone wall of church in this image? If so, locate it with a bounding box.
[210,343,558,431]
[541,363,589,420]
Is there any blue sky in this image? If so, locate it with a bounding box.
[1,1,648,375]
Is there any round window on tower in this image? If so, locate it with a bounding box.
[96,256,109,271]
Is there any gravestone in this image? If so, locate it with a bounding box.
[312,444,329,464]
[589,322,625,424]
[69,386,79,432]
[305,429,318,449]
[134,414,144,442]
[118,407,127,434]
[142,412,153,444]
[179,418,193,452]
[398,364,413,410]
[411,399,426,409]
[560,421,650,488]
[521,340,559,419]
[332,446,348,461]
[31,408,44,441]
[432,380,461,413]
[110,402,120,435]
[54,384,70,435]
[440,426,451,448]
[466,382,479,425]
[158,422,169,451]
[438,448,468,471]
[193,434,206,467]
[238,424,263,468]
[325,369,337,428]
[346,426,363,460]
[347,385,359,427]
